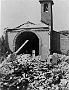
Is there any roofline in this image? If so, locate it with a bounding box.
[39,0,54,5]
[6,27,49,32]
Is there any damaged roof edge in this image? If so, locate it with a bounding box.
[5,21,49,32]
[6,27,49,32]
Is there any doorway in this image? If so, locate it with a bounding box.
[15,31,39,56]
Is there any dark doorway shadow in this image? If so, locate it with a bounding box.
[15,31,39,56]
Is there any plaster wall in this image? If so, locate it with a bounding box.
[7,29,50,59]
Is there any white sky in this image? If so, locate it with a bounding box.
[0,0,69,37]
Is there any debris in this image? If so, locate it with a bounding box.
[0,53,69,90]
[51,53,59,65]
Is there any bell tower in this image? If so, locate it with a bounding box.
[39,0,54,26]
[39,0,54,54]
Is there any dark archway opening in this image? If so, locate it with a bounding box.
[15,31,39,56]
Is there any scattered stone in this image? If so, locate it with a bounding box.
[0,53,69,90]
[65,56,69,63]
[60,55,66,62]
[60,79,67,86]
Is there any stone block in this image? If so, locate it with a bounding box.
[51,53,59,65]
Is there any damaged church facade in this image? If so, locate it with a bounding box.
[4,0,54,60]
[6,21,50,59]
[3,0,69,59]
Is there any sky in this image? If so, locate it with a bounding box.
[0,0,69,37]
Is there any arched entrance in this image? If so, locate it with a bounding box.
[14,31,39,56]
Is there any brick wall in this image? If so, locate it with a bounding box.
[51,30,69,55]
[60,34,69,54]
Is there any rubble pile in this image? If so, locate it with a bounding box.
[0,53,69,90]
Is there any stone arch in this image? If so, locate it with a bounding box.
[13,30,42,56]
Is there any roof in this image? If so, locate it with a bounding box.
[13,21,49,29]
[6,21,49,32]
[39,0,52,1]
[39,0,54,4]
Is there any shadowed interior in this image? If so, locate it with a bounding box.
[15,31,39,56]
